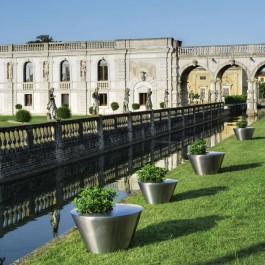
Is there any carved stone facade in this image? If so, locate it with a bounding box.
[0,39,265,116]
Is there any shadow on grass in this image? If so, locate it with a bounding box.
[133,215,225,247]
[195,241,265,265]
[252,136,265,140]
[171,186,228,202]
[220,162,263,173]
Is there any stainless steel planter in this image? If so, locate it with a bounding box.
[71,203,143,254]
[233,127,255,140]
[188,152,225,175]
[138,179,178,204]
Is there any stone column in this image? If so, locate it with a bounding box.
[180,80,189,107]
[210,80,216,103]
[247,80,256,116]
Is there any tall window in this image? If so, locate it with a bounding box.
[61,60,70,81]
[61,94,69,106]
[24,62,33,82]
[139,93,147,105]
[98,59,108,81]
[24,94,32,106]
[99,93,107,106]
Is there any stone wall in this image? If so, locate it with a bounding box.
[0,103,224,181]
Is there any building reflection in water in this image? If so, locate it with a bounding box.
[0,118,234,264]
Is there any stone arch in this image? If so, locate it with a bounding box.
[252,61,265,80]
[178,61,213,106]
[132,81,155,106]
[214,60,251,81]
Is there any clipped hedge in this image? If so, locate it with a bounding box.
[132,103,140,111]
[15,109,32,123]
[57,106,71,119]
[225,95,247,104]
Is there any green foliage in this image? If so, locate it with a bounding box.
[194,93,200,99]
[15,109,31,123]
[110,102,119,112]
[132,103,140,111]
[57,106,71,119]
[28,35,54,43]
[259,82,265,98]
[73,186,117,214]
[225,95,247,104]
[236,119,248,128]
[189,139,207,155]
[136,163,168,183]
[61,103,69,108]
[160,102,165,108]
[89,106,93,115]
[15,104,22,110]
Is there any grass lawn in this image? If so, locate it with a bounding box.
[18,118,265,265]
[0,115,89,127]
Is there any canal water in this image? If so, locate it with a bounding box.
[0,114,259,264]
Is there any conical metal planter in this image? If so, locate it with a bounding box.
[71,203,143,254]
[188,151,225,175]
[233,127,255,140]
[138,179,178,204]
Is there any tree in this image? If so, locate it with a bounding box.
[259,82,265,98]
[28,35,54,43]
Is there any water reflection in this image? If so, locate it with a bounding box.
[0,117,241,264]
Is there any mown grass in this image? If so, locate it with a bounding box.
[0,115,89,127]
[19,118,265,265]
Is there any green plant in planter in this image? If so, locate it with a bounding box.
[136,163,168,183]
[236,119,248,128]
[73,186,117,214]
[189,139,207,155]
[111,102,119,113]
[132,103,140,111]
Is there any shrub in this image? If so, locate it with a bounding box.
[225,95,247,104]
[136,163,168,183]
[89,106,93,115]
[194,93,200,99]
[236,119,248,128]
[15,109,32,123]
[57,106,71,119]
[189,139,207,155]
[132,103,140,111]
[73,186,117,214]
[15,104,22,110]
[160,102,165,108]
[111,102,119,112]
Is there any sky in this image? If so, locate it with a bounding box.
[0,0,264,47]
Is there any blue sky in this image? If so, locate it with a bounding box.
[0,0,264,46]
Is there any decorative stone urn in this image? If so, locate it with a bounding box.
[71,203,143,254]
[188,151,225,175]
[233,127,255,140]
[138,179,178,204]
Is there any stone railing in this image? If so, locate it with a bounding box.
[178,44,265,57]
[97,81,109,90]
[0,103,224,180]
[0,41,116,53]
[59,82,71,90]
[23,82,33,90]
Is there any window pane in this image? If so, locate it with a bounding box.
[25,62,33,82]
[61,61,70,81]
[99,93,107,106]
[25,94,32,106]
[61,94,69,105]
[139,93,147,105]
[98,60,108,81]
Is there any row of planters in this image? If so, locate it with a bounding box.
[70,118,255,254]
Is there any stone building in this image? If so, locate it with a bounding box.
[0,38,179,115]
[187,66,248,103]
[0,38,264,116]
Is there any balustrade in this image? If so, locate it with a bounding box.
[23,83,33,90]
[60,82,70,90]
[97,81,109,90]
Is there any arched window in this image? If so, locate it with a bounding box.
[61,60,70,81]
[24,62,33,82]
[98,59,108,81]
